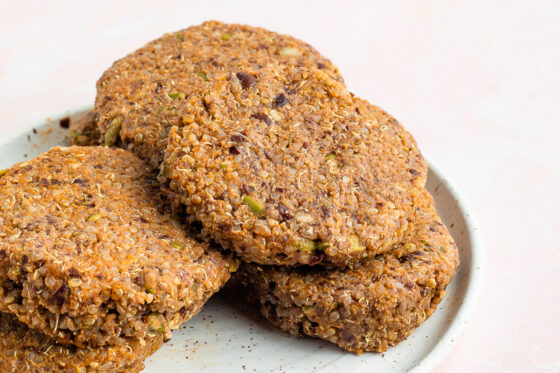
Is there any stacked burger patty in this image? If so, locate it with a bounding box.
[0,21,459,371]
[0,146,236,372]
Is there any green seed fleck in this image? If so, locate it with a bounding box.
[228,260,239,272]
[242,195,265,216]
[197,71,209,81]
[221,32,231,41]
[146,288,156,294]
[168,92,185,100]
[303,305,315,313]
[295,239,317,252]
[86,213,102,223]
[280,47,302,56]
[104,117,121,147]
[220,162,230,170]
[171,242,183,250]
[325,153,336,161]
[10,267,21,276]
[176,33,184,42]
[157,106,166,114]
[420,240,430,246]
[159,154,177,179]
[317,241,330,251]
[147,314,164,334]
[0,169,8,178]
[348,235,366,252]
[439,246,447,254]
[167,153,178,164]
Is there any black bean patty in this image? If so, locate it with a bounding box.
[0,146,237,347]
[233,190,459,352]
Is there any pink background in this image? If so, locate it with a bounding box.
[0,1,558,372]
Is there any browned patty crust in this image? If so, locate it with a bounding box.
[0,146,237,347]
[234,190,459,352]
[160,66,427,266]
[94,20,343,167]
[0,312,162,373]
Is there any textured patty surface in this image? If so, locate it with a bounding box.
[0,146,236,347]
[160,66,426,266]
[0,312,162,373]
[95,20,342,166]
[234,190,459,352]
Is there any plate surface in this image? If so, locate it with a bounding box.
[0,108,482,373]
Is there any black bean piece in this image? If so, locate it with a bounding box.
[230,133,245,142]
[236,72,257,89]
[48,283,69,306]
[272,93,289,108]
[251,113,271,125]
[59,117,71,129]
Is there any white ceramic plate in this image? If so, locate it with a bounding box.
[0,108,482,373]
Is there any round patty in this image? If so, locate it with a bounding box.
[0,146,237,347]
[233,190,459,352]
[159,65,427,266]
[95,20,343,166]
[0,312,162,373]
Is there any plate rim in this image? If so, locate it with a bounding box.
[0,107,484,373]
[409,162,484,373]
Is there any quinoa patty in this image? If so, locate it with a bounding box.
[0,146,237,347]
[234,190,459,352]
[160,66,427,266]
[94,20,343,166]
[0,312,162,373]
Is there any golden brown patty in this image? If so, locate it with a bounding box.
[0,146,237,347]
[0,312,162,373]
[160,66,427,266]
[233,190,459,352]
[94,20,343,166]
